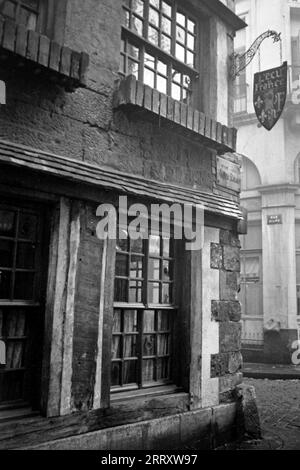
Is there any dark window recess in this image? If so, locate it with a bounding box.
[112,230,176,392]
[0,204,46,411]
[0,0,40,31]
[120,0,199,104]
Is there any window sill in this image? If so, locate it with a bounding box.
[113,75,237,153]
[0,17,89,91]
[110,384,182,402]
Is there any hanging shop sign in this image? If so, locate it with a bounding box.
[216,156,241,192]
[253,61,287,131]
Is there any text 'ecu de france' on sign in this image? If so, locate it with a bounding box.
[216,156,241,192]
[253,61,287,131]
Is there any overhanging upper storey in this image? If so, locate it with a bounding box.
[191,0,247,31]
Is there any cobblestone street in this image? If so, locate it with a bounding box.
[245,378,300,450]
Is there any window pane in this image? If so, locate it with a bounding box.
[149,7,159,27]
[131,238,143,254]
[161,35,171,53]
[163,260,172,281]
[175,43,185,62]
[162,238,170,257]
[149,282,160,303]
[0,210,15,237]
[128,43,140,59]
[157,60,167,76]
[161,1,171,17]
[157,310,170,330]
[130,255,143,278]
[129,280,142,302]
[144,310,155,332]
[18,213,37,241]
[112,335,122,359]
[186,51,194,67]
[187,33,195,50]
[124,310,138,332]
[0,271,11,299]
[143,359,155,382]
[123,360,138,384]
[132,15,143,35]
[124,335,137,357]
[145,52,155,69]
[115,253,128,276]
[157,358,170,380]
[123,8,130,27]
[148,26,159,46]
[150,0,159,8]
[187,19,195,33]
[14,272,35,300]
[162,283,172,304]
[117,229,129,252]
[113,309,122,332]
[0,240,14,268]
[176,11,185,27]
[144,68,155,88]
[171,83,181,101]
[111,362,121,386]
[157,75,167,94]
[176,26,185,44]
[132,0,144,16]
[161,16,171,35]
[128,59,139,78]
[143,334,156,356]
[148,258,160,280]
[114,278,128,302]
[16,243,35,269]
[157,334,170,355]
[149,235,160,255]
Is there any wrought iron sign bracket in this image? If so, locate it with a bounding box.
[231,30,282,79]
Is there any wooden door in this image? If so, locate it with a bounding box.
[0,202,47,413]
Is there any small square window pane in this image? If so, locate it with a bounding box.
[114,279,128,302]
[128,43,140,59]
[0,210,15,237]
[187,33,195,50]
[111,362,121,386]
[157,60,167,75]
[149,258,160,281]
[131,237,143,253]
[112,335,122,359]
[148,26,159,46]
[149,235,160,255]
[161,16,171,35]
[157,358,170,380]
[123,360,138,384]
[171,83,181,101]
[149,282,160,303]
[183,74,191,87]
[116,229,128,252]
[18,213,37,241]
[150,0,159,8]
[176,26,185,44]
[162,1,172,17]
[144,53,155,69]
[124,310,138,332]
[143,334,156,356]
[157,311,170,331]
[172,68,181,84]
[163,260,173,281]
[14,272,35,301]
[161,35,171,54]
[188,19,195,33]
[162,238,170,257]
[116,253,128,276]
[187,51,195,67]
[123,335,137,358]
[132,0,144,16]
[0,240,14,268]
[0,271,11,299]
[16,242,35,269]
[132,15,143,35]
[144,310,155,333]
[143,359,156,383]
[162,283,172,304]
[149,7,159,27]
[123,8,130,27]
[128,59,139,78]
[157,75,167,94]
[176,11,186,27]
[129,281,143,303]
[113,309,122,332]
[144,68,155,88]
[175,43,185,62]
[157,333,170,355]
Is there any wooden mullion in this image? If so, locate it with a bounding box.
[138,309,144,388]
[10,210,19,301]
[144,0,150,41]
[171,0,176,58]
[120,310,124,387]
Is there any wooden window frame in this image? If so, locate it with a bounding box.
[120,0,201,105]
[112,231,178,394]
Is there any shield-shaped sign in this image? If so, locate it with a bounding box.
[253,61,287,131]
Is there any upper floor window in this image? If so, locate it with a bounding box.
[120,0,199,104]
[0,0,40,31]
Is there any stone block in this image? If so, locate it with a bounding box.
[211,243,223,269]
[219,322,241,353]
[211,352,243,378]
[223,245,240,272]
[235,384,261,439]
[220,271,239,300]
[220,230,241,247]
[211,301,241,322]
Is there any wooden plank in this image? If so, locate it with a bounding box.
[199,112,206,135]
[135,80,144,107]
[26,30,39,62]
[60,201,82,416]
[2,19,16,52]
[222,125,228,147]
[232,128,238,151]
[211,119,217,143]
[167,97,174,121]
[124,74,137,104]
[180,103,187,128]
[159,93,167,118]
[47,198,71,418]
[187,106,194,130]
[205,116,212,138]
[70,50,81,80]
[174,100,181,124]
[216,122,223,144]
[49,41,61,72]
[79,52,89,85]
[59,46,72,76]
[152,89,160,114]
[15,24,27,57]
[143,84,152,111]
[193,110,200,133]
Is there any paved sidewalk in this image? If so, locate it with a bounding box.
[244,362,300,380]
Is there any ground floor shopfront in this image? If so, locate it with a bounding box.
[0,139,247,450]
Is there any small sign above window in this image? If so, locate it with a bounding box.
[216,156,241,192]
[267,215,282,225]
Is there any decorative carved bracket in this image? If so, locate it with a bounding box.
[232,30,282,79]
